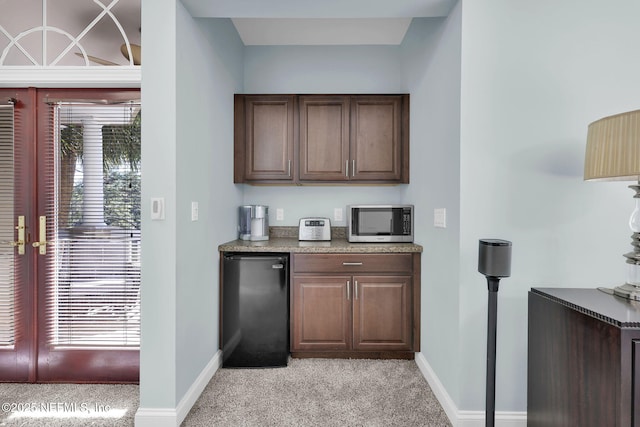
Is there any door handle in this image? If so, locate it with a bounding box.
[31,215,48,255]
[4,215,26,255]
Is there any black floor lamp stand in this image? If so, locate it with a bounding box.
[485,276,500,427]
[478,239,512,427]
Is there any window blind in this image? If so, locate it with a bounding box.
[0,104,15,348]
[46,101,141,348]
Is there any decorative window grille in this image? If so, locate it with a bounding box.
[0,0,140,67]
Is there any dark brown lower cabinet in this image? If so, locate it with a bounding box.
[528,288,640,427]
[292,276,352,351]
[352,275,412,351]
[291,253,419,359]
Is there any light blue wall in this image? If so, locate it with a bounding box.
[139,0,178,409]
[175,12,244,401]
[139,1,244,410]
[401,10,462,407]
[244,45,403,94]
[242,45,411,225]
[459,0,640,411]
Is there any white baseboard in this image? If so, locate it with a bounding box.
[134,350,222,427]
[133,408,177,427]
[414,352,527,427]
[414,351,459,423]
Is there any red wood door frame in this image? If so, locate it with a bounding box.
[0,87,140,383]
[0,88,37,382]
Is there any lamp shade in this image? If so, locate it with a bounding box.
[584,109,640,181]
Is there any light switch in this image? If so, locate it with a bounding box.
[151,197,165,220]
[191,201,199,221]
[434,208,446,228]
[276,208,284,221]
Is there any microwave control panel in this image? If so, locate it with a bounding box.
[402,209,412,234]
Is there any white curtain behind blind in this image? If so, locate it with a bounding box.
[47,101,141,348]
[0,104,16,348]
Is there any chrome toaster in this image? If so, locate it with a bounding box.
[298,217,331,241]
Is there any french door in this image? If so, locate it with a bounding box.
[0,88,140,382]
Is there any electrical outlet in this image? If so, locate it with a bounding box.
[276,208,284,221]
[334,208,343,222]
[434,208,446,228]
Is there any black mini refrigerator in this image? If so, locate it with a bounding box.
[222,253,289,368]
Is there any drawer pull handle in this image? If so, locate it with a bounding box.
[342,262,363,266]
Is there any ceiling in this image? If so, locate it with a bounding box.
[180,0,457,45]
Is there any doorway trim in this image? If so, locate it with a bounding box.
[0,69,140,89]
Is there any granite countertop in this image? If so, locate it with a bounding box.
[218,227,423,254]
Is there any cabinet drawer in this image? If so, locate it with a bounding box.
[293,253,412,274]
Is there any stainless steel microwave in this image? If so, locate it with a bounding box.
[347,205,414,243]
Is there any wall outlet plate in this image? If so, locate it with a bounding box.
[334,207,343,222]
[434,208,446,228]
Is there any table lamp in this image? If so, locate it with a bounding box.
[584,109,640,300]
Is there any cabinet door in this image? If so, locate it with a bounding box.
[352,275,412,351]
[350,96,404,182]
[299,96,350,181]
[242,95,295,181]
[291,276,352,351]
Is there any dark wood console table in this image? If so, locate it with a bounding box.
[528,288,640,427]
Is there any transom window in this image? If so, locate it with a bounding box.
[0,0,140,67]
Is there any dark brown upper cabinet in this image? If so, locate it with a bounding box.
[234,94,409,184]
[234,95,296,183]
[299,96,350,181]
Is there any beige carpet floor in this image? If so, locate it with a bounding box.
[183,358,451,426]
[0,358,451,426]
[0,382,138,426]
